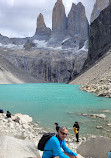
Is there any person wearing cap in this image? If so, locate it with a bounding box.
[42,126,77,158]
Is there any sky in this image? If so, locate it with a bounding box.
[0,0,96,38]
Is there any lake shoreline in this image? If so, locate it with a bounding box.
[0,112,111,158]
[0,83,111,138]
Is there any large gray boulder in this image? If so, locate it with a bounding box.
[0,135,40,158]
[77,137,111,158]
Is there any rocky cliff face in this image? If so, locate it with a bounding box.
[0,49,44,84]
[90,0,109,23]
[67,2,89,48]
[86,4,111,66]
[48,0,89,48]
[2,46,88,83]
[35,13,51,36]
[52,0,67,34]
[0,0,89,83]
[47,0,67,47]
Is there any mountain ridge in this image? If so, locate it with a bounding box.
[0,0,89,83]
[0,47,45,84]
[70,1,111,97]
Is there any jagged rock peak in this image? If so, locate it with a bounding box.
[71,3,76,7]
[56,0,62,4]
[36,13,46,31]
[76,2,86,14]
[90,0,109,23]
[77,2,84,7]
[52,0,67,34]
[35,13,51,36]
[67,2,89,48]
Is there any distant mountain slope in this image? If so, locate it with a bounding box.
[0,50,45,84]
[70,49,111,97]
[90,0,109,23]
[70,49,111,85]
[0,0,89,83]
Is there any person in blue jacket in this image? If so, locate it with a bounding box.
[42,126,77,158]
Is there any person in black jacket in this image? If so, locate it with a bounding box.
[6,111,11,118]
[54,122,60,132]
[73,121,80,142]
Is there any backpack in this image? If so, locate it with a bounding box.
[37,133,55,151]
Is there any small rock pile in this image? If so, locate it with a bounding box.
[0,113,46,143]
[80,77,111,98]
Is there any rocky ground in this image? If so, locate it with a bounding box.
[0,112,111,158]
[70,49,111,98]
[0,113,85,158]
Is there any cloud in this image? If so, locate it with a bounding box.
[0,0,96,38]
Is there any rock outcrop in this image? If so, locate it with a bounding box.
[67,2,89,48]
[35,13,51,36]
[23,39,36,50]
[47,0,67,47]
[0,135,41,158]
[52,0,67,34]
[90,0,109,23]
[77,137,111,158]
[85,4,111,67]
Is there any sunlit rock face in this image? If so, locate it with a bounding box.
[52,0,67,34]
[47,0,67,47]
[90,0,109,23]
[35,13,51,36]
[34,13,51,40]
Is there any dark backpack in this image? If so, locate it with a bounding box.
[38,133,55,151]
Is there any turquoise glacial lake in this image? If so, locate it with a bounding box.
[0,83,111,137]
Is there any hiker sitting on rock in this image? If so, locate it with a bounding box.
[6,111,11,118]
[42,126,77,158]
